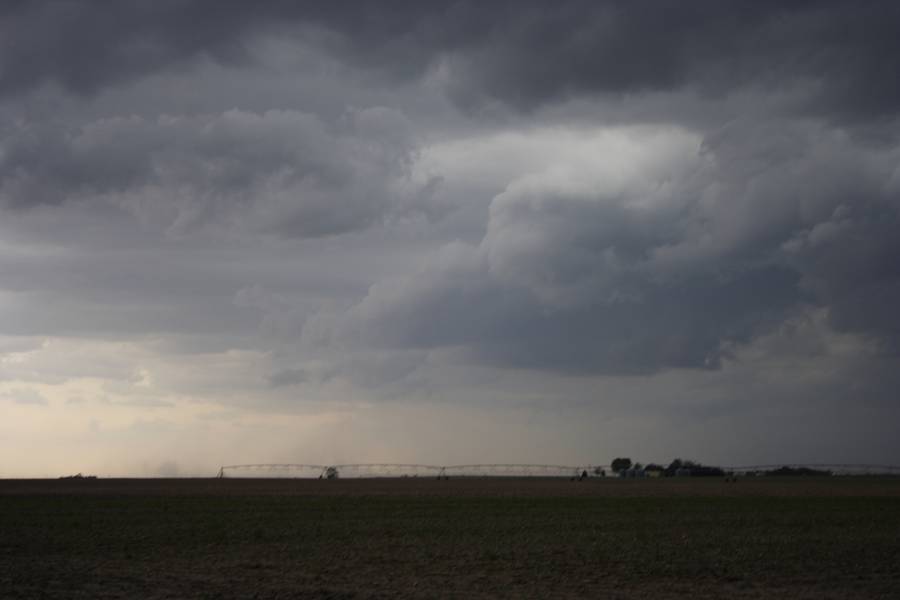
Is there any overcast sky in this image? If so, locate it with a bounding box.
[2,1,900,477]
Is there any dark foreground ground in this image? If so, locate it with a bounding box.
[2,478,899,599]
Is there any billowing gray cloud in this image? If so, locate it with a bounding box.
[0,106,420,236]
[333,120,900,374]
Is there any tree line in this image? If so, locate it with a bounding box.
[604,458,832,477]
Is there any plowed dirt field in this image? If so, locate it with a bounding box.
[2,477,899,598]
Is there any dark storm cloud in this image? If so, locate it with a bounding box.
[785,210,900,351]
[0,0,254,96]
[0,0,433,96]
[4,1,900,121]
[343,258,800,374]
[0,107,419,235]
[437,1,900,120]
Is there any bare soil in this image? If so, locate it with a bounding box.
[4,475,900,497]
[1,477,899,598]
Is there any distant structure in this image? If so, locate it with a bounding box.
[643,464,664,478]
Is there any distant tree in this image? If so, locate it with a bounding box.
[611,457,632,473]
[663,459,724,477]
[60,473,96,480]
[690,465,725,477]
[666,459,704,475]
[593,467,606,477]
[664,459,683,477]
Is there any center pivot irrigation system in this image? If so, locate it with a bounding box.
[216,462,900,479]
[217,463,601,479]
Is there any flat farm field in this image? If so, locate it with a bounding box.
[2,477,899,598]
